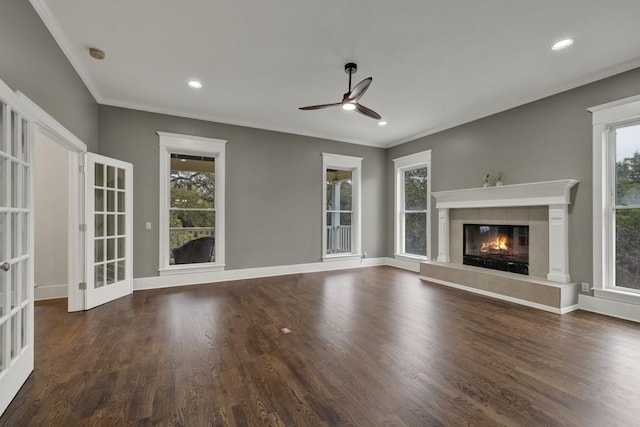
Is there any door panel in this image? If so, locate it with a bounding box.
[85,153,133,310]
[0,80,34,417]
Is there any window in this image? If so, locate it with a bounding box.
[591,94,640,301]
[322,153,362,260]
[612,123,640,291]
[158,132,226,274]
[393,150,432,260]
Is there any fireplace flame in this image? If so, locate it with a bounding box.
[481,235,509,252]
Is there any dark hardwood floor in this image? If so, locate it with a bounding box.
[2,266,640,426]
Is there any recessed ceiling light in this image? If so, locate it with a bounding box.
[188,80,202,89]
[551,38,574,51]
[378,120,388,127]
[342,102,356,111]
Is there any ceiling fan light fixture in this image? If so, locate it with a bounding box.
[299,62,381,120]
[188,80,203,89]
[378,120,387,126]
[551,38,574,51]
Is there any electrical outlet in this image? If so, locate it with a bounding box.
[581,282,590,292]
[145,221,152,230]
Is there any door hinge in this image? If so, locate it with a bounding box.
[79,224,87,232]
[79,282,87,290]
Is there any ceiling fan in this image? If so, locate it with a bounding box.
[299,63,382,120]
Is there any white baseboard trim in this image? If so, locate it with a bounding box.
[134,257,388,291]
[385,257,421,272]
[579,294,640,323]
[420,275,579,315]
[34,283,68,301]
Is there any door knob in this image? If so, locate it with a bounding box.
[1,262,9,272]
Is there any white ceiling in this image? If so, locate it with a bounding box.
[32,0,640,148]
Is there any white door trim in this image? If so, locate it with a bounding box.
[17,92,87,312]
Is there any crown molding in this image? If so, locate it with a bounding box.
[29,0,102,102]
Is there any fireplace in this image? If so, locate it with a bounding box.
[463,224,529,275]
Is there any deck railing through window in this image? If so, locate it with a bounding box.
[327,225,352,254]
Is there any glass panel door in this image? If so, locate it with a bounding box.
[85,153,133,309]
[0,81,34,417]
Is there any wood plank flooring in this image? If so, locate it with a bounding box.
[1,266,640,426]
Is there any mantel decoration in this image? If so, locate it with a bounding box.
[482,172,504,187]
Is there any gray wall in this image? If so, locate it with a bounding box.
[387,67,640,288]
[99,106,387,278]
[0,0,99,151]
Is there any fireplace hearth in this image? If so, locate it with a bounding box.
[463,224,529,275]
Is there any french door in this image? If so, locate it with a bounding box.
[85,153,133,309]
[0,80,34,416]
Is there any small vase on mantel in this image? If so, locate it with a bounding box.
[483,173,490,188]
[496,172,503,186]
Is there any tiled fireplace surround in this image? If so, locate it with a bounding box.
[450,206,548,277]
[419,180,580,314]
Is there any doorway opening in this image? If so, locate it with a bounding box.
[33,131,71,301]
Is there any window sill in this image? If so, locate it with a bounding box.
[593,288,640,306]
[159,263,226,276]
[322,254,362,262]
[394,253,428,263]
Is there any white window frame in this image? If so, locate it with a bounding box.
[590,94,640,305]
[393,150,432,262]
[158,132,226,275]
[322,153,362,261]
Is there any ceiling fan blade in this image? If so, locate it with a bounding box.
[299,102,341,110]
[355,103,382,120]
[347,77,372,101]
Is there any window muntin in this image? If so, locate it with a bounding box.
[613,122,640,291]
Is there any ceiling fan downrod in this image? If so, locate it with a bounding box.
[345,62,357,92]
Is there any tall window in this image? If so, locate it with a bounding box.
[591,94,640,302]
[613,122,640,291]
[158,132,226,274]
[393,150,431,260]
[322,153,362,260]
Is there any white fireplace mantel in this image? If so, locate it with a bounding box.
[431,179,578,209]
[432,179,579,283]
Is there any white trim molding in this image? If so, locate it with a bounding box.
[321,153,362,260]
[34,283,68,301]
[579,294,640,323]
[135,257,389,290]
[158,132,226,275]
[29,0,102,102]
[432,180,579,283]
[393,150,432,261]
[16,92,88,313]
